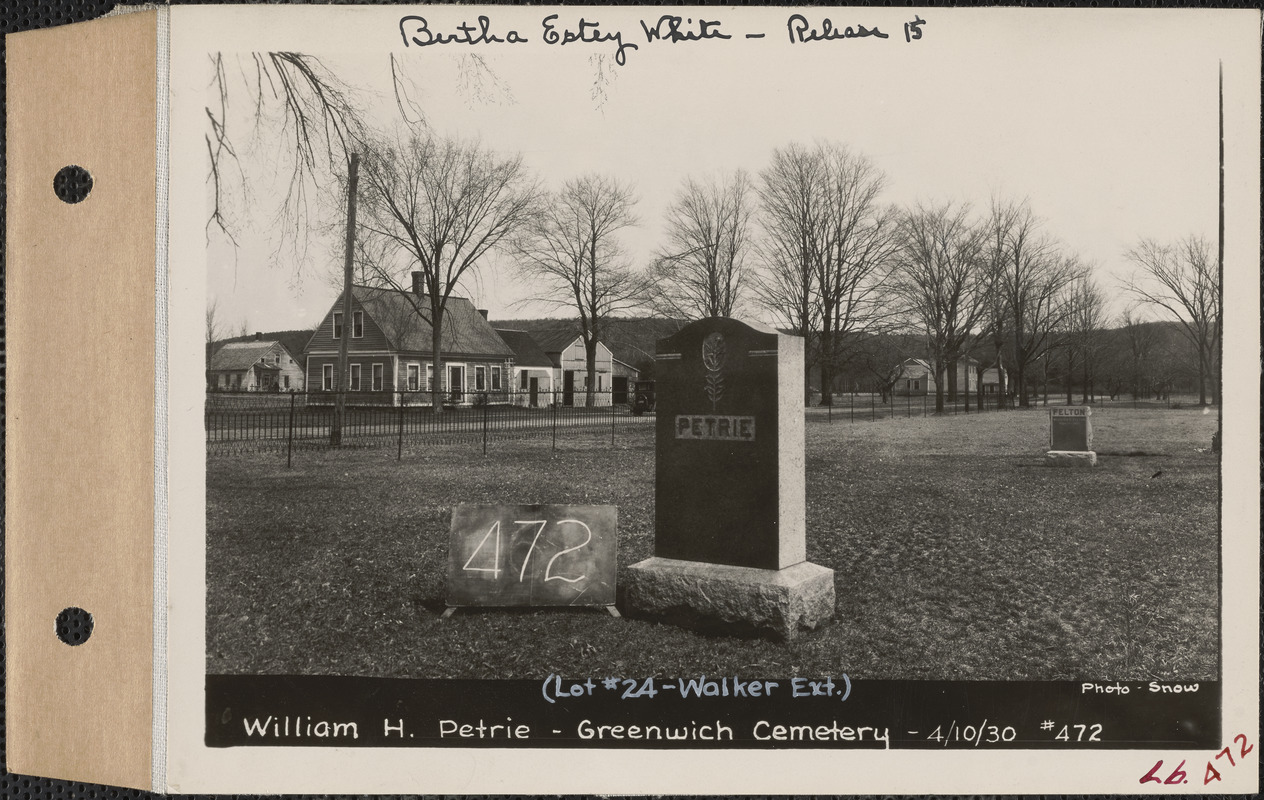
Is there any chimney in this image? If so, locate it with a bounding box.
[411,271,423,296]
[478,309,489,320]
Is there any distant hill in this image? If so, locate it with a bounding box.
[490,317,688,376]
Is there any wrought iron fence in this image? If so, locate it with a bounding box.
[802,390,1216,424]
[208,386,1217,465]
[205,389,652,464]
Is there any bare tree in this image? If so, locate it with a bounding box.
[355,128,539,412]
[651,170,755,319]
[812,145,901,405]
[890,201,988,413]
[1063,272,1107,404]
[857,332,918,403]
[1118,305,1160,400]
[513,174,645,407]
[1124,235,1221,405]
[755,142,897,404]
[754,143,822,402]
[206,297,224,345]
[207,53,367,263]
[984,199,1080,407]
[205,52,514,277]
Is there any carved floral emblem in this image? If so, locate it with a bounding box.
[702,331,726,411]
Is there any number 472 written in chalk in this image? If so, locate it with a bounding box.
[463,518,593,583]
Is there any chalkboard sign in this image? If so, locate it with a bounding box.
[446,504,617,609]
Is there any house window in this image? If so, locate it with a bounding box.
[349,363,362,391]
[332,312,343,339]
[283,376,290,389]
[233,374,241,389]
[322,364,334,391]
[218,374,227,389]
[475,366,486,391]
[492,366,502,391]
[352,310,364,338]
[407,363,420,392]
[372,363,383,391]
[520,371,529,389]
[913,379,920,391]
[448,365,465,400]
[425,363,434,391]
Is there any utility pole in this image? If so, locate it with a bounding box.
[331,152,360,446]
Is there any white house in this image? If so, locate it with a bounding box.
[532,330,617,406]
[208,339,304,392]
[494,328,556,407]
[894,358,1001,397]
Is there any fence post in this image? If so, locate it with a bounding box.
[611,394,616,446]
[871,393,875,421]
[397,393,404,461]
[286,391,296,469]
[482,394,489,455]
[552,393,558,452]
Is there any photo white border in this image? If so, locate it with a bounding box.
[165,5,1260,793]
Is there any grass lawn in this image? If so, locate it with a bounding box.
[206,406,1220,681]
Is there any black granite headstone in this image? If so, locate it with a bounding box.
[1049,407,1093,452]
[654,318,794,570]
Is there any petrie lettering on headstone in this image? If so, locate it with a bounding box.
[1049,406,1093,452]
[674,415,756,440]
[446,504,616,608]
[654,318,805,570]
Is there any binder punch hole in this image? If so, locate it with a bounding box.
[53,164,93,203]
[55,607,93,646]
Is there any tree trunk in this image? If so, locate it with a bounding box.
[1065,350,1074,405]
[819,323,835,406]
[1197,348,1208,406]
[946,358,958,403]
[431,305,445,414]
[585,335,598,408]
[934,362,945,413]
[1014,320,1029,407]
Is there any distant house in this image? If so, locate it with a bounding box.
[894,358,1000,397]
[207,337,303,392]
[608,355,640,404]
[303,275,514,406]
[494,328,556,407]
[530,329,625,407]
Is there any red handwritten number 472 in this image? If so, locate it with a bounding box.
[1140,734,1253,786]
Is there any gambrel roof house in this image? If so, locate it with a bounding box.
[303,276,514,405]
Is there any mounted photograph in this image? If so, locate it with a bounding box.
[202,11,1226,685]
[159,3,1258,792]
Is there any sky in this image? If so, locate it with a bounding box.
[202,7,1244,336]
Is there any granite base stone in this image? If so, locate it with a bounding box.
[625,557,834,641]
[1045,450,1098,467]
